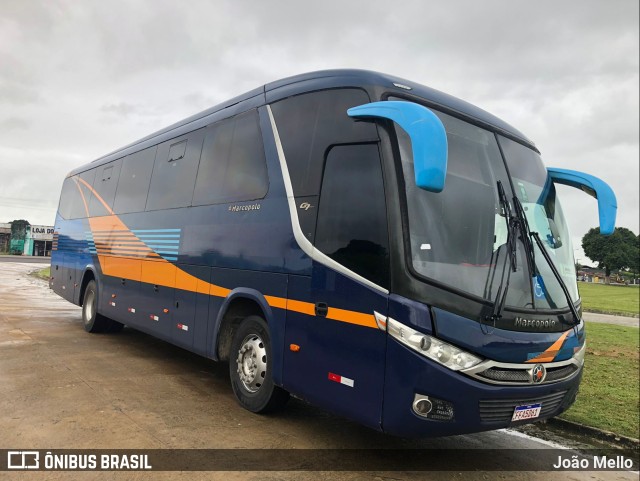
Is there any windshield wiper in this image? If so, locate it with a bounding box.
[512,196,537,297]
[512,197,581,326]
[487,186,580,327]
[486,181,518,324]
[530,232,581,326]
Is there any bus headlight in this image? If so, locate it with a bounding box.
[388,318,482,371]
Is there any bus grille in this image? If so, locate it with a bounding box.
[544,364,579,382]
[476,363,579,385]
[479,390,568,424]
[478,368,529,383]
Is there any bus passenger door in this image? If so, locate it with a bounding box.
[284,143,390,430]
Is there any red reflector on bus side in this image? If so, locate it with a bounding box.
[328,372,354,387]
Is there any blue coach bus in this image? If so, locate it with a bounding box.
[51,70,616,437]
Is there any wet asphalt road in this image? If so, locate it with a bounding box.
[0,254,51,263]
[0,261,636,480]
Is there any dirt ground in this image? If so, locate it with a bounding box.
[0,262,636,480]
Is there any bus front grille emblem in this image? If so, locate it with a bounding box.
[531,364,546,384]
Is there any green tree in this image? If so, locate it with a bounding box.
[582,227,639,282]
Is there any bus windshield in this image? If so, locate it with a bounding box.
[396,107,578,310]
[498,135,579,308]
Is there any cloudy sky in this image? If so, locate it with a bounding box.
[0,0,638,263]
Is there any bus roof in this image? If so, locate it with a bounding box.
[72,69,535,176]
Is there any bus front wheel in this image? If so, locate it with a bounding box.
[82,280,123,333]
[229,315,289,413]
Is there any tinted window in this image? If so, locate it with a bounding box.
[89,159,122,216]
[498,136,547,186]
[193,110,268,206]
[58,177,80,220]
[270,89,377,197]
[146,130,205,211]
[60,169,97,219]
[113,146,156,214]
[315,144,389,288]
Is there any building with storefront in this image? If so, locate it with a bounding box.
[0,223,11,253]
[1,221,54,256]
[24,224,54,256]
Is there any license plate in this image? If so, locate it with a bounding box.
[512,403,542,421]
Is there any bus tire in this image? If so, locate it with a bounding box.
[82,280,118,333]
[229,315,289,413]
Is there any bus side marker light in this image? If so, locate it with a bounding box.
[163,308,169,314]
[111,294,116,298]
[109,301,115,307]
[177,323,189,331]
[289,344,301,352]
[128,308,136,313]
[328,372,354,387]
[150,315,159,322]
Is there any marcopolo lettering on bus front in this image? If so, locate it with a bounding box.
[514,317,557,329]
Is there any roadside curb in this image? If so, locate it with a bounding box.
[547,418,639,449]
[584,309,640,319]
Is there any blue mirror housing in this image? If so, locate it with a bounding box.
[548,168,617,235]
[347,101,448,192]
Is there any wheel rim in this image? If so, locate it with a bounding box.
[235,333,267,393]
[83,289,95,324]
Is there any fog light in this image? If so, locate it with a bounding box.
[413,398,433,415]
[412,394,455,421]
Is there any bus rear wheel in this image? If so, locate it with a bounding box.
[229,315,289,413]
[82,280,123,333]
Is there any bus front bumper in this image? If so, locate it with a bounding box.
[381,338,582,437]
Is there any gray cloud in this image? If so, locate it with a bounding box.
[0,117,30,130]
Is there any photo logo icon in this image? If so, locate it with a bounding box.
[7,451,39,470]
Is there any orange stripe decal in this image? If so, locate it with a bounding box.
[73,177,91,217]
[265,295,288,310]
[525,330,571,363]
[81,201,378,329]
[286,299,316,317]
[327,307,378,329]
[78,176,115,215]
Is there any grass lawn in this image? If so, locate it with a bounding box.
[560,322,639,439]
[33,266,51,280]
[578,282,639,316]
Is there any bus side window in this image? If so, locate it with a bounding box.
[315,144,389,288]
[61,169,96,219]
[192,109,268,206]
[113,146,157,214]
[270,88,377,198]
[88,159,122,216]
[58,177,79,220]
[146,130,205,211]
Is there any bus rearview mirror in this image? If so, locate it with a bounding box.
[347,101,448,193]
[547,167,617,235]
